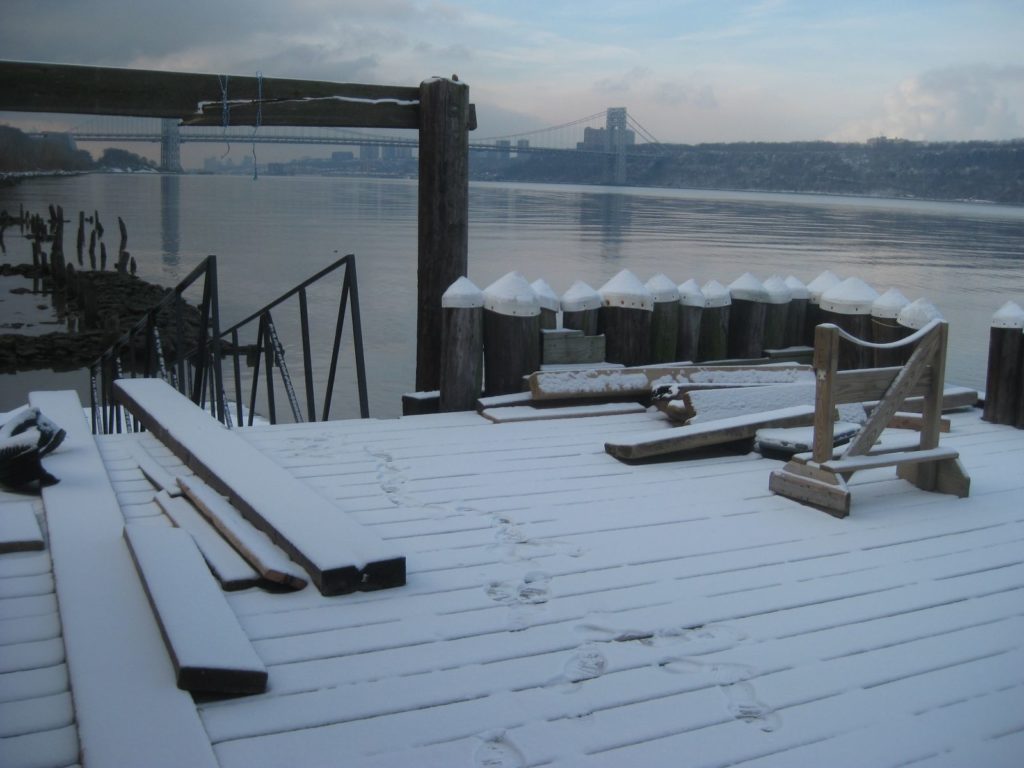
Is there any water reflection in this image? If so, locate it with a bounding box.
[160,174,180,267]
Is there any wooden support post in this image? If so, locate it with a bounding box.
[727,273,768,359]
[819,277,878,369]
[647,274,679,364]
[1016,327,1024,429]
[871,288,911,367]
[762,276,791,351]
[440,276,483,412]
[483,272,540,395]
[697,280,730,362]
[561,281,601,336]
[531,278,559,330]
[784,276,809,348]
[983,301,1024,426]
[676,279,703,362]
[812,324,840,464]
[598,270,653,366]
[417,77,470,392]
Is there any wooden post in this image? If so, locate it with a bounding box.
[812,324,840,464]
[783,275,808,348]
[531,278,559,330]
[76,210,85,265]
[417,77,470,393]
[805,270,841,345]
[676,278,703,362]
[646,273,679,363]
[697,280,730,362]
[727,272,768,359]
[983,301,1024,426]
[762,275,791,351]
[897,298,943,366]
[598,270,653,367]
[440,276,483,412]
[483,272,540,395]
[870,288,911,367]
[1017,327,1024,429]
[561,280,600,335]
[819,277,878,369]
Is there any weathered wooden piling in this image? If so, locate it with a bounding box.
[100,242,107,271]
[561,281,601,336]
[118,216,128,254]
[805,270,841,345]
[819,277,878,369]
[897,298,943,366]
[531,278,559,330]
[646,273,679,364]
[697,280,730,362]
[783,275,809,347]
[676,278,703,363]
[440,276,483,412]
[761,275,792,351]
[727,273,768,359]
[598,270,653,367]
[76,211,85,265]
[483,272,540,395]
[983,301,1024,426]
[870,288,911,367]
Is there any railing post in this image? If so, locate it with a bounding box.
[812,324,839,464]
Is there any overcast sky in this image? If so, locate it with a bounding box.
[2,0,1023,144]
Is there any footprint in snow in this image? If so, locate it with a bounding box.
[722,681,781,732]
[564,645,607,683]
[486,571,551,605]
[474,732,525,768]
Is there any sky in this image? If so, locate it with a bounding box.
[2,0,1023,146]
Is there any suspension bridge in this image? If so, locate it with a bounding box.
[26,107,663,184]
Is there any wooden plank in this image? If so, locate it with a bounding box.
[175,478,307,591]
[125,440,182,497]
[153,491,260,591]
[115,379,404,595]
[863,385,979,415]
[666,382,815,424]
[481,402,646,423]
[0,502,44,553]
[888,411,951,432]
[605,405,815,460]
[820,446,960,473]
[833,366,930,403]
[123,524,267,695]
[768,468,851,517]
[543,332,606,365]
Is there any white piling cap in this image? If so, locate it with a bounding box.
[762,275,793,305]
[871,288,910,319]
[599,269,654,311]
[728,272,769,303]
[560,280,601,312]
[701,279,732,308]
[806,270,841,303]
[991,300,1024,329]
[784,275,809,300]
[530,278,560,312]
[898,297,944,330]
[441,276,483,309]
[677,278,704,307]
[820,276,879,315]
[646,273,680,304]
[483,271,540,316]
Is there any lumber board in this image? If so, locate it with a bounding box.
[125,440,182,496]
[114,379,405,595]
[768,467,851,518]
[821,446,960,473]
[0,502,44,553]
[153,490,260,591]
[834,366,931,404]
[123,524,267,695]
[481,402,646,423]
[864,385,979,415]
[542,332,606,365]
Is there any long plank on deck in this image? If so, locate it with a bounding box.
[0,502,44,553]
[114,379,404,595]
[30,389,218,768]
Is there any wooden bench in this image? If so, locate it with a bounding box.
[114,379,404,596]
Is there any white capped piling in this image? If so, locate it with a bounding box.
[762,275,792,352]
[676,278,703,362]
[561,280,601,336]
[531,278,559,330]
[727,272,768,359]
[870,288,911,367]
[697,280,731,362]
[897,298,944,366]
[983,301,1024,426]
[483,272,540,395]
[598,270,654,366]
[440,276,483,412]
[819,277,879,369]
[806,270,841,345]
[647,273,680,363]
[783,275,809,348]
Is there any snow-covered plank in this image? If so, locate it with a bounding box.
[0,724,79,768]
[115,379,405,595]
[123,524,267,695]
[481,402,647,423]
[0,612,60,647]
[0,690,73,738]
[124,440,182,496]
[0,664,68,705]
[30,389,219,768]
[0,501,44,553]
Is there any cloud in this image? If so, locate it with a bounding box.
[593,67,654,95]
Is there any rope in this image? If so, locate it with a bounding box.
[827,318,942,350]
[218,74,231,158]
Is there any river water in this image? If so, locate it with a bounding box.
[2,174,1023,418]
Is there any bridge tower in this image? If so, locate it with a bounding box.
[159,119,183,173]
[604,107,628,185]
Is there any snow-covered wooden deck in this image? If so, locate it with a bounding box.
[5,397,1024,767]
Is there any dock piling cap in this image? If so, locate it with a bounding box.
[991,300,1024,329]
[599,269,654,311]
[677,278,704,307]
[783,275,810,300]
[897,297,944,330]
[871,287,910,319]
[806,270,841,303]
[530,278,560,312]
[700,279,731,308]
[646,273,680,304]
[560,280,602,312]
[483,271,541,317]
[762,275,793,304]
[819,276,879,315]
[727,272,769,303]
[441,276,483,309]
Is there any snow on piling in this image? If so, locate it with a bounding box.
[727,272,769,359]
[483,272,540,395]
[598,270,653,366]
[560,280,601,336]
[440,276,483,412]
[982,301,1024,427]
[697,280,731,362]
[897,298,944,367]
[531,278,560,331]
[676,278,703,363]
[819,277,879,369]
[761,275,792,352]
[870,288,911,367]
[805,270,841,345]
[646,273,680,364]
[783,275,809,348]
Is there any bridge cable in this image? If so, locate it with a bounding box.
[251,72,262,180]
[217,75,232,159]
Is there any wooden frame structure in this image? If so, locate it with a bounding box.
[0,59,474,392]
[769,320,970,517]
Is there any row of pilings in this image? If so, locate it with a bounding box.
[437,268,947,411]
[984,301,1024,429]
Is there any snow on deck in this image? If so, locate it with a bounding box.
[13,401,1024,767]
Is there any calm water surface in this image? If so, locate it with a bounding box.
[2,174,1023,418]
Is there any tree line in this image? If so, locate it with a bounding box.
[0,125,156,174]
